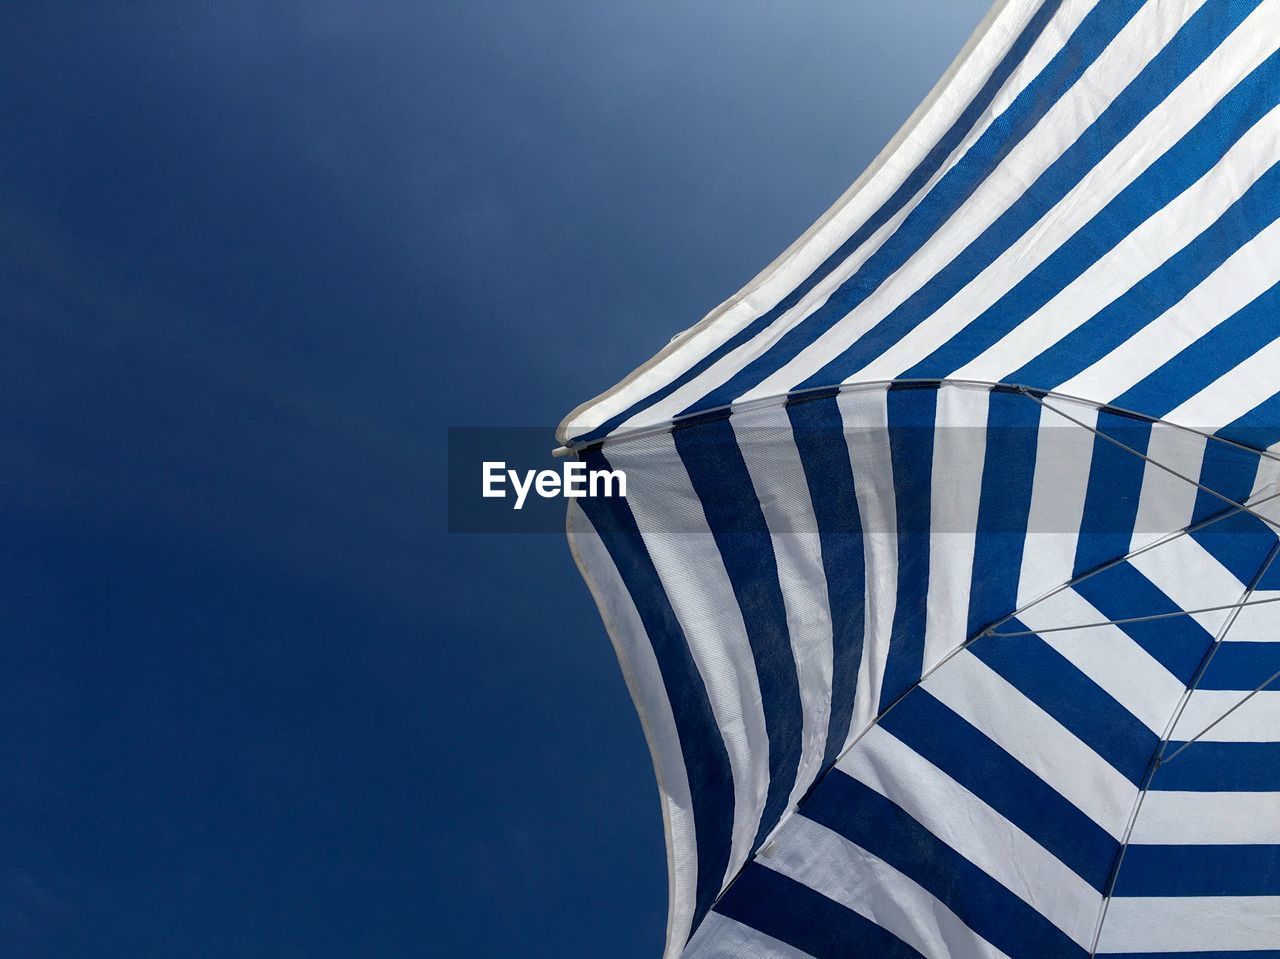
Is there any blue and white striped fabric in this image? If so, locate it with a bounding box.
[561,1,1280,956]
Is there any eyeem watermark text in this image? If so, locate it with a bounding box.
[483,461,626,510]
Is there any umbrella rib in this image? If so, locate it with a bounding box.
[976,486,1280,641]
[828,489,1280,778]
[1017,386,1280,534]
[1089,541,1280,956]
[1155,539,1279,760]
[701,385,1280,942]
[987,594,1280,637]
[1160,664,1280,766]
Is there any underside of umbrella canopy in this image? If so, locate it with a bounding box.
[561,1,1280,956]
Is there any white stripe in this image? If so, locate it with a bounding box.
[1251,455,1280,530]
[760,816,1013,959]
[1128,423,1206,552]
[567,502,698,958]
[1017,403,1096,607]
[733,403,834,815]
[838,387,900,744]
[924,385,990,668]
[1166,333,1280,431]
[1172,688,1280,742]
[609,432,770,889]
[1126,532,1245,636]
[1097,895,1280,953]
[924,649,1138,837]
[1224,595,1280,642]
[1130,789,1280,845]
[841,725,1102,945]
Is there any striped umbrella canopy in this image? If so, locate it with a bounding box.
[560,1,1280,956]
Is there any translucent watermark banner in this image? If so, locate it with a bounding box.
[448,424,1279,535]
[448,427,627,532]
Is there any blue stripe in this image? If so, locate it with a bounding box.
[1200,642,1280,691]
[1114,843,1280,896]
[1114,282,1280,417]
[802,0,1255,392]
[880,385,936,709]
[1261,548,1280,591]
[803,771,1088,959]
[577,447,734,930]
[1074,412,1152,578]
[713,863,923,959]
[1189,437,1275,587]
[967,387,1041,636]
[569,0,1067,446]
[1013,161,1280,391]
[1192,436,1263,525]
[879,688,1118,890]
[1152,741,1280,791]
[902,37,1280,381]
[1073,562,1214,685]
[686,0,1146,414]
[971,627,1158,784]
[787,392,866,768]
[1221,388,1280,452]
[673,418,806,855]
[1189,511,1278,608]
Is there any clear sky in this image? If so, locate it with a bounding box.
[0,2,986,956]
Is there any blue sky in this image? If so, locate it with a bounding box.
[0,2,986,955]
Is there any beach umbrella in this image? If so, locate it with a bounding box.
[560,0,1280,956]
